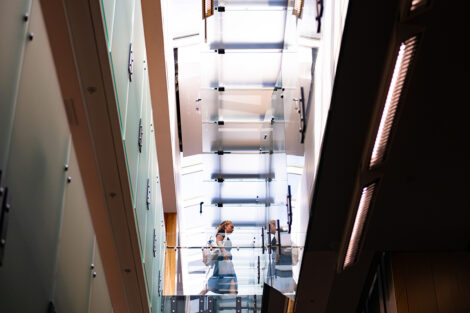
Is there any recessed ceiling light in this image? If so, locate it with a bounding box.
[343,182,377,270]
[369,36,418,168]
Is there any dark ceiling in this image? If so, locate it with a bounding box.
[295,0,470,312]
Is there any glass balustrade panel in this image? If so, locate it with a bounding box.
[161,295,262,313]
[202,121,287,153]
[200,50,283,88]
[200,88,282,123]
[166,226,305,298]
[206,8,286,49]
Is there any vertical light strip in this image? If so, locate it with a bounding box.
[410,0,427,12]
[343,183,376,269]
[292,0,304,18]
[369,36,418,167]
[203,0,214,18]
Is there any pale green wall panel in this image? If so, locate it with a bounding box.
[123,68,143,206]
[144,130,158,302]
[109,0,135,133]
[124,0,147,204]
[135,84,151,257]
[131,0,146,111]
[100,0,115,50]
[53,144,95,313]
[0,2,71,311]
[100,1,167,309]
[0,0,32,171]
[123,0,146,205]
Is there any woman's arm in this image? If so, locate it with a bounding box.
[216,234,230,260]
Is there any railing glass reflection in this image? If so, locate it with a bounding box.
[166,226,304,298]
[161,295,262,313]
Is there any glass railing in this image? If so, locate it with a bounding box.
[161,295,262,313]
[201,121,286,153]
[200,87,283,123]
[201,152,286,178]
[166,227,305,299]
[200,49,286,88]
[205,7,287,50]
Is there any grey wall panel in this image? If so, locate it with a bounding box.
[0,0,31,171]
[53,144,95,313]
[0,1,70,311]
[89,238,113,313]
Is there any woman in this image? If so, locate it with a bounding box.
[200,220,238,295]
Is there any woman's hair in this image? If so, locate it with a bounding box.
[217,220,233,233]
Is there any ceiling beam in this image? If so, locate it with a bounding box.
[41,0,151,311]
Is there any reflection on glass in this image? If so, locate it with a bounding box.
[266,220,298,296]
[200,88,281,123]
[161,295,262,313]
[206,8,287,49]
[169,223,304,297]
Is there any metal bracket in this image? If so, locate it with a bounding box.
[254,295,257,313]
[208,297,214,313]
[236,297,242,313]
[128,43,134,82]
[153,228,157,257]
[287,185,292,233]
[146,178,151,210]
[218,86,225,92]
[217,121,225,125]
[195,98,202,112]
[216,178,224,183]
[295,87,307,143]
[158,270,162,296]
[257,256,260,283]
[261,227,265,254]
[199,296,205,313]
[217,6,225,12]
[138,118,143,153]
[0,171,10,267]
[217,48,225,54]
[170,297,176,312]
